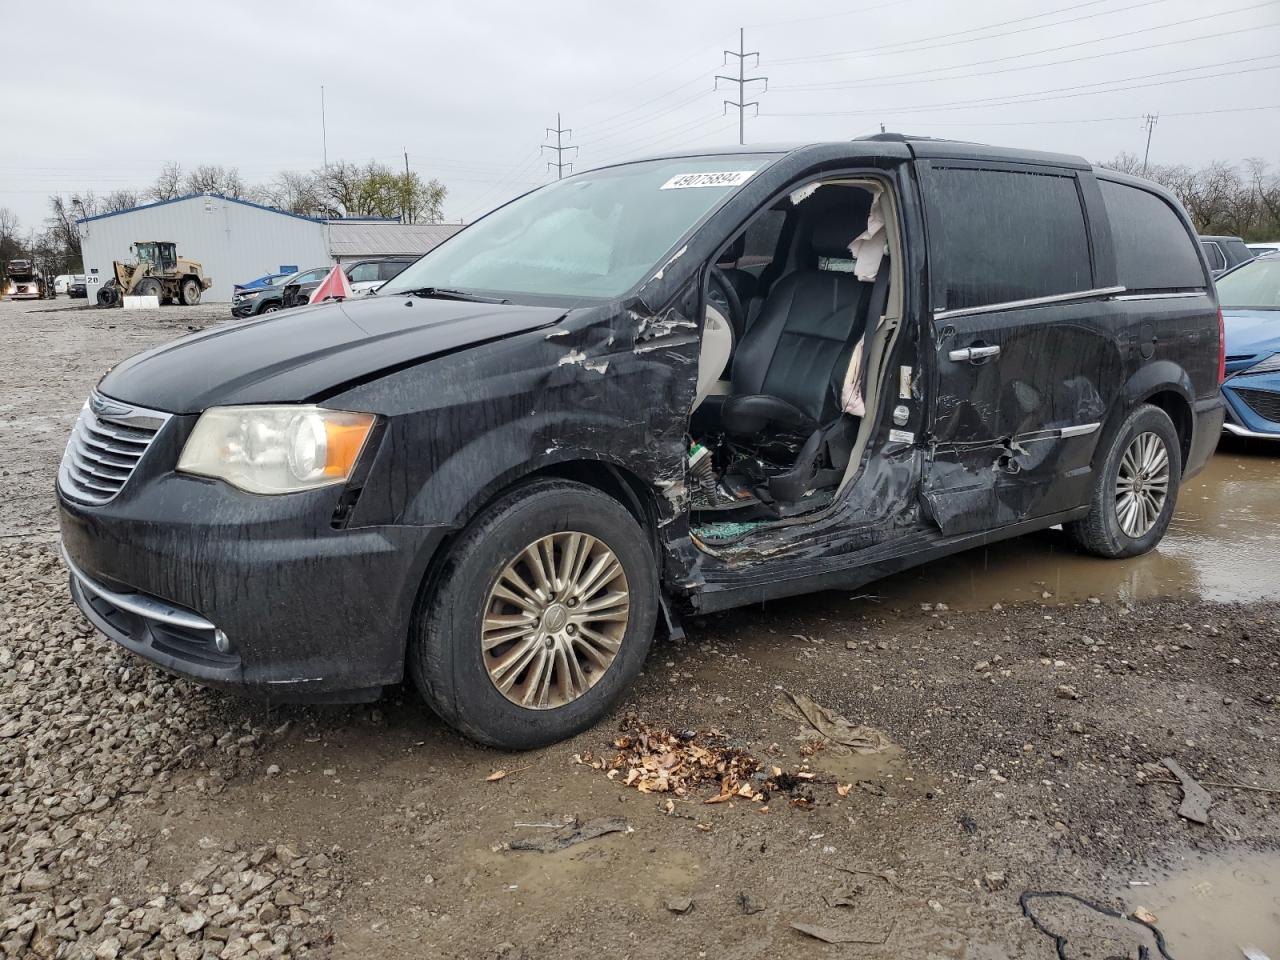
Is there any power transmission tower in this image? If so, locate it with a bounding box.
[1141,113,1159,175]
[716,27,767,145]
[543,113,577,179]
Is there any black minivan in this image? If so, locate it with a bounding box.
[58,136,1225,749]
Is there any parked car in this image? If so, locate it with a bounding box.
[234,270,298,293]
[231,267,329,319]
[280,257,416,308]
[69,276,88,299]
[53,274,72,296]
[1200,234,1254,277]
[1217,253,1280,439]
[58,136,1224,749]
[1246,241,1280,255]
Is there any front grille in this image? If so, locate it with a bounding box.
[1235,387,1280,424]
[58,395,170,504]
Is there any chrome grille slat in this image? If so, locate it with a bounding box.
[76,430,148,460]
[58,395,170,505]
[68,448,132,481]
[82,421,153,445]
[69,442,136,471]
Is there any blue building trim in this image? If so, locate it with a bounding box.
[76,193,325,225]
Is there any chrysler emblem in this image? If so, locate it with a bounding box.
[90,394,133,419]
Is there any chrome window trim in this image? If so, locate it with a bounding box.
[1112,291,1208,301]
[60,543,216,632]
[933,286,1126,321]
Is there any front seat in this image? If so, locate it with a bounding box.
[721,201,874,438]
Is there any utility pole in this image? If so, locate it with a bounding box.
[320,85,328,169]
[403,149,411,223]
[1141,113,1159,175]
[543,113,577,179]
[716,27,767,145]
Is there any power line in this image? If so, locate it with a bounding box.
[772,5,1278,92]
[770,0,1172,65]
[760,55,1280,118]
[542,114,577,179]
[716,27,767,145]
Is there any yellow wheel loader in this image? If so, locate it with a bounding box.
[96,241,212,307]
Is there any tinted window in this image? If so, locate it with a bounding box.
[1201,241,1225,271]
[379,260,412,281]
[927,167,1092,310]
[1100,180,1205,291]
[1223,239,1255,264]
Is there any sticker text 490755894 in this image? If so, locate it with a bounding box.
[660,171,755,190]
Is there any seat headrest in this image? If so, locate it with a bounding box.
[807,196,872,261]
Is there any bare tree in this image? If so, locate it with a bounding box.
[149,162,183,201]
[183,164,247,198]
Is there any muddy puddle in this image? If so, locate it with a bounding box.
[853,445,1279,610]
[1122,851,1280,960]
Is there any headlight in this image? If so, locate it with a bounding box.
[236,290,261,300]
[177,405,376,494]
[1240,352,1280,376]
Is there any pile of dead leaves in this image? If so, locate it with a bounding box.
[575,721,815,807]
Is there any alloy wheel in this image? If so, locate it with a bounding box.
[1115,431,1170,538]
[481,532,630,710]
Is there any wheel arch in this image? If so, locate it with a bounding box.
[1109,361,1196,475]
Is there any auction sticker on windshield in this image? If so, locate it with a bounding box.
[660,171,755,190]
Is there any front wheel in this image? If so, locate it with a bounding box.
[180,278,201,306]
[409,479,658,749]
[1065,404,1181,558]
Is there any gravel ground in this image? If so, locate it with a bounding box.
[1,297,1277,959]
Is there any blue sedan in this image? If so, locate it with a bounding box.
[1219,254,1280,439]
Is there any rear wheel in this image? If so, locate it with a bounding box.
[1066,404,1181,558]
[409,479,658,749]
[180,278,201,306]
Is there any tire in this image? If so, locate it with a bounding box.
[96,283,120,308]
[180,278,201,306]
[409,479,658,749]
[260,303,281,314]
[1065,404,1181,559]
[135,278,163,301]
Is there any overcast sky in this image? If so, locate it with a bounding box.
[2,0,1277,232]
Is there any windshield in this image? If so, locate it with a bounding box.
[1217,256,1280,310]
[382,155,773,300]
[135,244,156,263]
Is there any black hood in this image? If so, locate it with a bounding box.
[98,294,565,414]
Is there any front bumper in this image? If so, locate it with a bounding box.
[58,460,447,702]
[1221,376,1280,440]
[230,296,265,318]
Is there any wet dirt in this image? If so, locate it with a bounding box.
[4,297,1279,958]
[845,439,1279,611]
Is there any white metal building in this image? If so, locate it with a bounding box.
[77,194,328,303]
[77,195,467,302]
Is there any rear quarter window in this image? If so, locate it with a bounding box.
[1100,180,1205,291]
[1200,241,1225,272]
[925,166,1093,311]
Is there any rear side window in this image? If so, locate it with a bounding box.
[926,166,1092,311]
[1223,239,1254,264]
[1100,180,1205,291]
[1201,241,1225,271]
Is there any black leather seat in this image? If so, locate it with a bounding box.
[721,201,874,437]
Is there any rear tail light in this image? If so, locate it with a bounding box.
[1217,307,1226,384]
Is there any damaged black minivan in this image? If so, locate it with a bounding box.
[58,136,1225,748]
